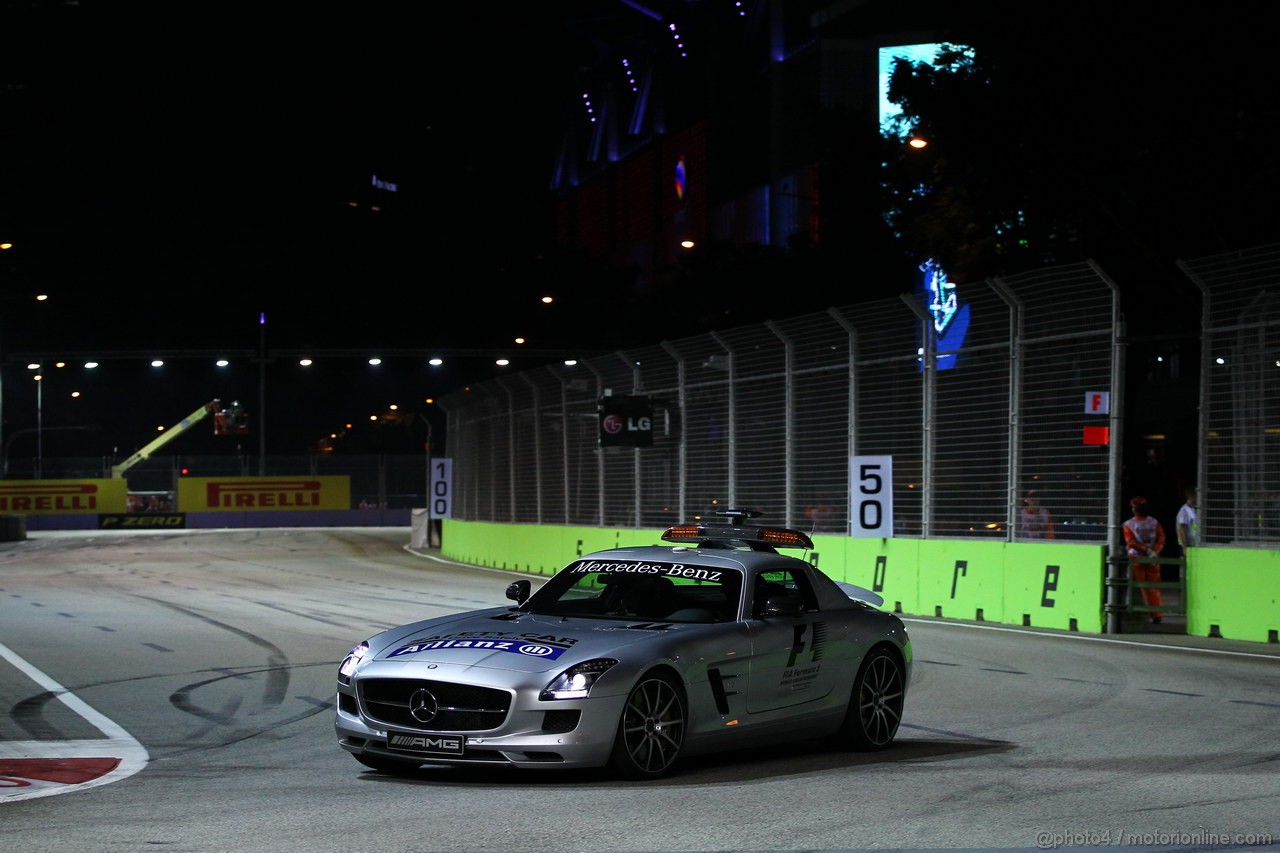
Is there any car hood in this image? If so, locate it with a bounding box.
[367,608,684,673]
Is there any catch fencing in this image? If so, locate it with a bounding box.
[440,258,1126,542]
[1181,243,1280,547]
[10,245,1277,552]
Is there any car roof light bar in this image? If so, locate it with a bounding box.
[661,508,814,552]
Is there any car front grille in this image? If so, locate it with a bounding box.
[359,678,511,732]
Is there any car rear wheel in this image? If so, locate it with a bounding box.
[836,647,904,751]
[608,672,686,780]
[354,753,422,775]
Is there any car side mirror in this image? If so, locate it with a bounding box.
[506,579,531,605]
[761,593,805,618]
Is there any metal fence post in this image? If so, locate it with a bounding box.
[710,331,736,509]
[660,341,687,522]
[1178,259,1211,539]
[765,321,794,526]
[900,294,935,537]
[620,350,643,527]
[1091,259,1127,633]
[829,308,858,536]
[546,365,571,525]
[584,360,605,525]
[520,372,543,525]
[989,276,1022,539]
[494,377,517,521]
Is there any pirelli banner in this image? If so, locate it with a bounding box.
[0,480,129,514]
[177,476,351,512]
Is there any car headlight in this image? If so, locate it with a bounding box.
[540,658,618,700]
[338,641,370,684]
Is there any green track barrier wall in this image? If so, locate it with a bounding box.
[439,520,1278,642]
[440,521,661,576]
[1186,547,1280,643]
[804,536,1104,632]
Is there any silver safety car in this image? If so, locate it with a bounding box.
[335,509,912,779]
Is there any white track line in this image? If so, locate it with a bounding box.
[0,640,150,802]
[901,617,1280,661]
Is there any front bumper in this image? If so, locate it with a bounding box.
[334,677,628,769]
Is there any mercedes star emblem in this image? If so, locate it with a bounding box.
[408,687,439,724]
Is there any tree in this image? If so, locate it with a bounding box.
[878,6,1280,336]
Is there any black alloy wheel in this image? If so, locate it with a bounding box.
[608,672,686,779]
[838,647,905,751]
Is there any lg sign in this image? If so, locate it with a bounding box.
[603,413,649,434]
[598,396,655,447]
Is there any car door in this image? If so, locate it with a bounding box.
[744,567,842,714]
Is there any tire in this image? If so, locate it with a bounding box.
[835,646,905,751]
[608,672,686,780]
[354,753,423,775]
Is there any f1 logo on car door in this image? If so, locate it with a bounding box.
[746,617,834,713]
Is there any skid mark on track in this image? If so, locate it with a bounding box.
[130,594,291,706]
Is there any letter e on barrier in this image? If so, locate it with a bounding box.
[1041,564,1059,607]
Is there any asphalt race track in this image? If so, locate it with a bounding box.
[1,528,1278,853]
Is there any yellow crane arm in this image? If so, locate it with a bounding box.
[110,402,216,479]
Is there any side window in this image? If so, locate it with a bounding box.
[752,568,820,617]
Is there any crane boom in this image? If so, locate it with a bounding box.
[111,400,247,478]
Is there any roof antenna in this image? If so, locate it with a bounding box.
[714,507,761,526]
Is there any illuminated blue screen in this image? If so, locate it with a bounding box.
[917,259,969,371]
[878,43,973,137]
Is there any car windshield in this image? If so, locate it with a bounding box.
[523,559,743,623]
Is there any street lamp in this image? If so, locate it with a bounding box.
[34,370,42,478]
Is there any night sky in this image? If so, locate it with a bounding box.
[2,2,592,456]
[3,1,1277,461]
[3,3,571,347]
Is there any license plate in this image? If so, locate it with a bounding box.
[386,732,465,755]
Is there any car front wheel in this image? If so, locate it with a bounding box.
[608,672,686,780]
[836,647,905,751]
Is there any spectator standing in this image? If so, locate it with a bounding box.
[1123,496,1166,624]
[1019,490,1055,539]
[1176,487,1199,554]
[804,493,835,532]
